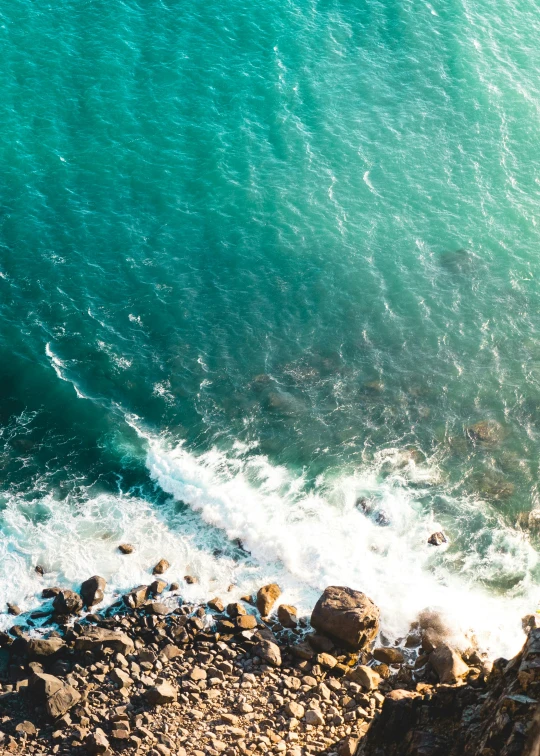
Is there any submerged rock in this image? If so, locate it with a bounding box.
[311,586,380,650]
[118,543,134,554]
[466,420,505,445]
[474,470,515,501]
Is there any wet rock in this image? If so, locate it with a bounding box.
[373,647,404,665]
[118,543,134,554]
[7,603,21,616]
[466,420,504,445]
[80,575,106,608]
[311,586,380,650]
[255,639,282,667]
[27,637,66,658]
[227,602,246,618]
[208,597,225,612]
[145,679,178,706]
[292,641,315,660]
[428,531,447,546]
[150,602,170,616]
[277,604,298,628]
[86,728,111,754]
[123,585,149,609]
[42,586,61,599]
[75,626,134,655]
[35,565,45,576]
[150,579,167,595]
[153,559,170,575]
[184,575,198,584]
[429,644,469,684]
[53,589,83,615]
[256,584,281,616]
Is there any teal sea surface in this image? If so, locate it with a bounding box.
[1,0,540,654]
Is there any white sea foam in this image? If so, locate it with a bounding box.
[140,431,537,658]
[2,420,535,657]
[45,343,88,400]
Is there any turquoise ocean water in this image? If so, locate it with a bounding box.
[1,0,540,654]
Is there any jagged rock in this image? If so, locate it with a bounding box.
[86,728,111,754]
[123,585,149,609]
[118,543,134,554]
[153,559,170,575]
[47,683,81,719]
[41,587,61,599]
[184,574,197,584]
[317,652,338,668]
[150,579,167,595]
[256,584,281,617]
[428,531,447,546]
[29,671,80,719]
[110,668,133,688]
[373,647,404,665]
[75,627,134,655]
[347,665,381,690]
[429,644,469,684]
[277,604,298,628]
[27,637,66,658]
[80,576,106,608]
[227,602,246,618]
[35,565,45,576]
[7,603,21,616]
[161,644,182,660]
[338,736,360,756]
[208,597,225,612]
[311,586,380,650]
[53,589,83,615]
[144,679,177,706]
[255,639,282,667]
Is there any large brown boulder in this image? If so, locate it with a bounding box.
[311,586,380,650]
[29,671,80,719]
[256,584,281,617]
[80,576,106,608]
[52,589,83,615]
[74,627,134,655]
[26,637,66,658]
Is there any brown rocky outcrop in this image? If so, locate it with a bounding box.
[311,586,380,650]
[80,575,107,608]
[52,589,83,615]
[256,583,281,616]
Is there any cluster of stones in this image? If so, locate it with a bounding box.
[0,567,537,756]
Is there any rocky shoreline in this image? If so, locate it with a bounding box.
[0,562,539,756]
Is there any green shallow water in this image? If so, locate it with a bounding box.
[1,0,540,652]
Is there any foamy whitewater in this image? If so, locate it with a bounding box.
[1,0,540,661]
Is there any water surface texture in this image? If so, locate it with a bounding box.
[1,0,540,654]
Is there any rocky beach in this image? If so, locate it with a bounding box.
[1,557,539,756]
